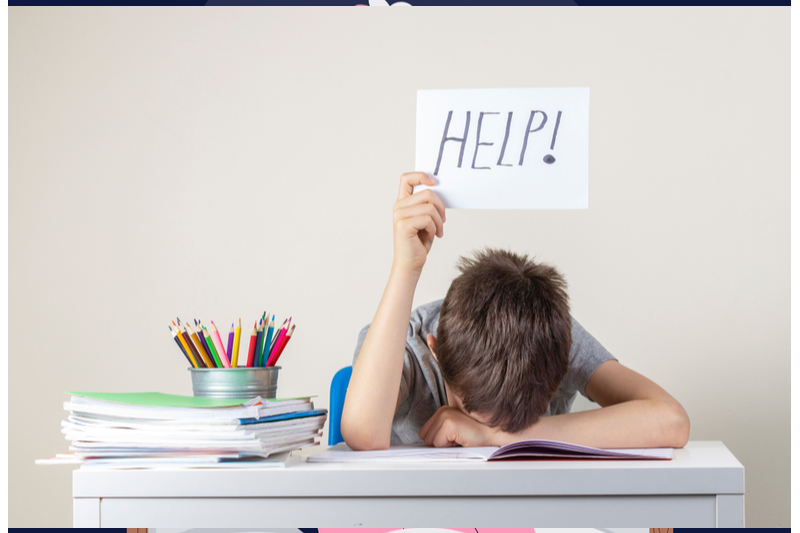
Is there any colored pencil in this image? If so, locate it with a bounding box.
[265,330,284,366]
[246,321,258,367]
[196,320,216,367]
[266,319,289,365]
[210,321,231,368]
[227,323,236,367]
[171,324,198,368]
[267,318,288,359]
[179,324,206,368]
[187,322,214,368]
[270,324,295,367]
[256,313,268,366]
[255,318,265,367]
[176,319,205,368]
[262,315,275,367]
[169,325,193,366]
[232,318,242,367]
[203,326,223,368]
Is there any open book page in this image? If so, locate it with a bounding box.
[492,440,674,460]
[307,443,500,462]
[308,441,674,463]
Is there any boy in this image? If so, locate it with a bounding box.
[341,172,690,451]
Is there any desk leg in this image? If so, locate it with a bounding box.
[73,498,100,527]
[717,494,745,527]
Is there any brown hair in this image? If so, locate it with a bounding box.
[436,248,572,434]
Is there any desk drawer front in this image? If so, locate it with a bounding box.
[96,495,716,527]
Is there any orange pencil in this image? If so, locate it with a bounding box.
[270,324,295,367]
[177,322,205,368]
[169,325,193,366]
[171,322,198,368]
[246,321,258,367]
[186,322,214,368]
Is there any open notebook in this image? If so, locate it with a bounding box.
[307,440,674,462]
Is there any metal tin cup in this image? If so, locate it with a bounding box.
[189,367,280,399]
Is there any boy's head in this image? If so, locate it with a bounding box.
[434,248,572,434]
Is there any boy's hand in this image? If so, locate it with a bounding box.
[418,406,501,448]
[392,172,446,276]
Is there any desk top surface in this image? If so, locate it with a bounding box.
[73,440,744,498]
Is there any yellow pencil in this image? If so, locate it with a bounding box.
[232,318,242,367]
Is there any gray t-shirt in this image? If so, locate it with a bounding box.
[352,299,617,444]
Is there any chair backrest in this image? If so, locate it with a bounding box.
[328,365,353,446]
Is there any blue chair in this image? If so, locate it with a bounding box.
[328,366,353,445]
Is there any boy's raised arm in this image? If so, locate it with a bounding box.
[341,172,446,450]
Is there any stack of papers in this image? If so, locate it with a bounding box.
[36,392,327,469]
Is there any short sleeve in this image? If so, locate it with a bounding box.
[564,317,618,402]
[548,317,619,417]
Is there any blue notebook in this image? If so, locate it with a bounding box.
[238,408,327,425]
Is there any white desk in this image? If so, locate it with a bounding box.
[73,441,744,528]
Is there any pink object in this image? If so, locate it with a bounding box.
[210,321,231,368]
[320,530,535,533]
[266,326,288,366]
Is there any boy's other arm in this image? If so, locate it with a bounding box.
[420,361,690,449]
[341,172,445,451]
[520,360,690,448]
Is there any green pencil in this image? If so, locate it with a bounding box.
[203,326,223,368]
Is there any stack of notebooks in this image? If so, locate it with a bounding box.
[36,392,327,469]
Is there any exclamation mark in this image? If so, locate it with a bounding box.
[543,110,562,164]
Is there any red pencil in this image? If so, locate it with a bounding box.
[269,324,295,367]
[246,321,258,367]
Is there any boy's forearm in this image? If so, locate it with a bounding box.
[341,264,420,449]
[492,399,690,449]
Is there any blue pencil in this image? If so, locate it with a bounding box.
[262,315,275,367]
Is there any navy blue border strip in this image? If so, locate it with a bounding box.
[8,0,792,5]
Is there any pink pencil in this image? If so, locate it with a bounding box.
[266,320,289,366]
[270,324,295,367]
[210,321,231,368]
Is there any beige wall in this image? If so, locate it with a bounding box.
[9,6,789,527]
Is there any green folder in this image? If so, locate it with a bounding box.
[67,391,312,409]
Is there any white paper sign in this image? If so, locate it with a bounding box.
[415,87,589,209]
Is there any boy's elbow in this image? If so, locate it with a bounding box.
[343,431,391,451]
[340,412,391,451]
[665,400,690,448]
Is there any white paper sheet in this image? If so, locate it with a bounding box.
[415,87,589,209]
[307,443,498,462]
